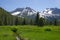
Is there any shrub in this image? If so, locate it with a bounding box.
[11,28,17,33]
[45,28,51,31]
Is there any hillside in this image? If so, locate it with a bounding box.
[0,7,22,25]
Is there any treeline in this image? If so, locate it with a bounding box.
[0,7,60,26]
[35,12,60,26]
[21,12,60,26]
[0,7,23,25]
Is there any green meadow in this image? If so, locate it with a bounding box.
[0,25,60,40]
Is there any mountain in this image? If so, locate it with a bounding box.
[11,7,37,19]
[1,7,60,25]
[11,7,60,21]
[39,8,60,21]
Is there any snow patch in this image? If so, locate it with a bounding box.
[12,12,20,15]
[48,11,52,14]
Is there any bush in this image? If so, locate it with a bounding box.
[11,28,17,33]
[45,28,51,31]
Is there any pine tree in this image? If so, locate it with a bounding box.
[54,18,57,26]
[2,15,7,25]
[38,17,44,26]
[4,15,7,25]
[22,18,26,25]
[49,21,52,25]
[15,17,18,25]
[0,19,2,25]
[30,19,33,25]
[35,12,39,25]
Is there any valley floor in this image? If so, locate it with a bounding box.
[0,25,60,40]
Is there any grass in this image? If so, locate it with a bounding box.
[0,25,60,40]
[0,26,16,40]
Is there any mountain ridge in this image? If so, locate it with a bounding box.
[11,7,60,21]
[11,7,37,19]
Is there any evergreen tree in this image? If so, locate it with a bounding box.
[4,15,7,25]
[15,17,18,25]
[30,19,33,25]
[0,19,2,25]
[38,17,44,26]
[22,18,26,25]
[0,15,2,25]
[35,12,39,25]
[49,21,53,25]
[54,18,57,26]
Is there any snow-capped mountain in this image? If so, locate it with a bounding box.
[11,7,37,19]
[11,7,60,20]
[40,8,60,20]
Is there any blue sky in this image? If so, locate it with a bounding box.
[0,0,60,12]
